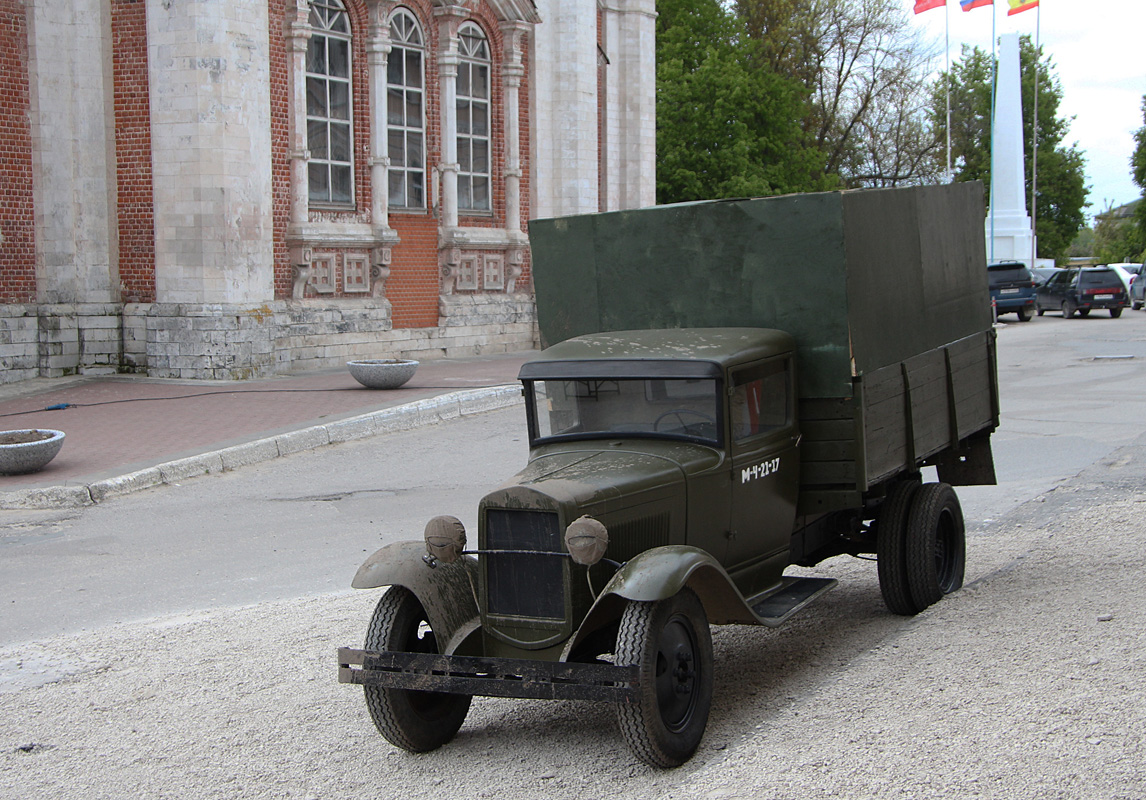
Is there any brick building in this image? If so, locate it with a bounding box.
[0,0,654,383]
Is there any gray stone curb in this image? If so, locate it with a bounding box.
[1,386,522,511]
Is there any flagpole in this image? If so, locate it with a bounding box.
[1030,4,1040,267]
[989,1,996,263]
[945,1,952,182]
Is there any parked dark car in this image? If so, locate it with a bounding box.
[1036,267,1129,318]
[988,261,1037,321]
[1032,266,1063,287]
[1126,263,1146,309]
[1127,265,1146,307]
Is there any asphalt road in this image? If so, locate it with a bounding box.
[3,310,1146,798]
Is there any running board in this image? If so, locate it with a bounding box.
[749,576,837,627]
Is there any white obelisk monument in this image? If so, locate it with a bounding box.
[987,33,1036,265]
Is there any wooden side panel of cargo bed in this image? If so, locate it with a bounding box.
[797,397,863,514]
[858,331,997,488]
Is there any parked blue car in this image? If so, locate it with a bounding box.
[988,262,1037,322]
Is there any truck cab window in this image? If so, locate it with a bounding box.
[729,359,790,443]
[529,377,720,444]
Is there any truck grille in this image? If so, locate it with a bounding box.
[485,509,565,619]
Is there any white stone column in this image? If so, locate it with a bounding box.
[25,0,119,304]
[531,0,599,218]
[500,22,530,234]
[436,6,466,231]
[148,0,274,304]
[601,0,656,211]
[285,0,311,227]
[987,33,1035,264]
[367,2,393,230]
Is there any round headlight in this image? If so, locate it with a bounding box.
[565,516,609,566]
[424,515,466,564]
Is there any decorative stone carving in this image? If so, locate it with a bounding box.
[371,246,392,297]
[439,246,462,295]
[291,245,314,299]
[506,247,525,293]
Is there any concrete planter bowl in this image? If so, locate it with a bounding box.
[0,429,66,475]
[347,359,419,390]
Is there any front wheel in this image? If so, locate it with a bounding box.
[1132,300,1143,311]
[615,589,713,768]
[362,586,472,752]
[1016,306,1032,322]
[1063,300,1076,319]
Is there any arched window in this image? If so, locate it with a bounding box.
[456,23,491,212]
[307,0,353,206]
[387,9,426,209]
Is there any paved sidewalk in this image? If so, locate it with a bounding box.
[0,351,532,509]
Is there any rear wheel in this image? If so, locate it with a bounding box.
[904,483,966,611]
[615,589,713,768]
[1132,300,1143,311]
[1111,307,1123,318]
[1063,300,1076,319]
[1078,308,1091,317]
[876,480,922,615]
[1016,306,1032,322]
[363,586,472,752]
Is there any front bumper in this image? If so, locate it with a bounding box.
[338,647,639,702]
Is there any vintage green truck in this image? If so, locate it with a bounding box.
[338,183,999,767]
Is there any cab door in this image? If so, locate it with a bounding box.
[725,356,801,577]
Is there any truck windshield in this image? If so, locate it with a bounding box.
[528,378,720,444]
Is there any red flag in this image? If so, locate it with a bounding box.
[914,0,945,13]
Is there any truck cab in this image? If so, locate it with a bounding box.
[481,328,801,660]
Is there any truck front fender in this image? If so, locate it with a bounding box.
[352,540,480,656]
[562,545,761,661]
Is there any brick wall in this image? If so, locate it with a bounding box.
[0,0,35,303]
[111,0,155,304]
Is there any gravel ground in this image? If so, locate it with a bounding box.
[3,443,1145,799]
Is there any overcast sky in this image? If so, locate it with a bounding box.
[911,0,1145,220]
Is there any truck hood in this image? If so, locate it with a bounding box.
[488,445,721,509]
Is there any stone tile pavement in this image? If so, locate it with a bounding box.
[0,352,533,509]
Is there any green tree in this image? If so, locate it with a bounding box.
[932,37,1089,263]
[656,0,834,203]
[736,0,941,187]
[1131,96,1146,258]
[1092,202,1142,264]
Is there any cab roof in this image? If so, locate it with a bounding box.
[519,328,794,381]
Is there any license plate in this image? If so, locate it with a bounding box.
[1096,294,1113,300]
[1000,288,1019,295]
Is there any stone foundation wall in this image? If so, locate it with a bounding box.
[1,296,538,383]
[0,303,122,383]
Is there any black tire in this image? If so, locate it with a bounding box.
[904,483,966,611]
[876,479,922,616]
[615,588,713,768]
[363,586,472,752]
[1132,301,1143,311]
[1037,306,1045,316]
[1016,306,1032,322]
[1063,300,1076,319]
[1078,308,1091,317]
[1111,307,1123,318]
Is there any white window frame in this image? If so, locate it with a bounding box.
[456,22,491,213]
[387,9,427,210]
[307,0,354,207]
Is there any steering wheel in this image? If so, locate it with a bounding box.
[653,409,717,435]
